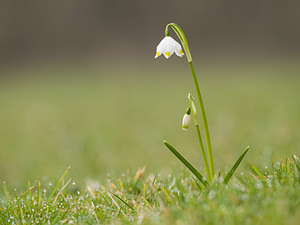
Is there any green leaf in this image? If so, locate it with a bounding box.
[113,194,135,211]
[252,165,266,181]
[48,166,71,202]
[164,141,208,186]
[223,146,250,184]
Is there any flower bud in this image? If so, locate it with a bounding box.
[182,108,191,130]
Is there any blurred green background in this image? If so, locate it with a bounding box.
[0,1,299,187]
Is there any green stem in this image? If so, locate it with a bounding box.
[166,23,214,178]
[195,125,211,182]
[189,62,214,178]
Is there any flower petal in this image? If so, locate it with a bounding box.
[175,49,184,57]
[155,51,161,58]
[164,51,174,59]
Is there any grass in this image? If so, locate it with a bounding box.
[0,60,299,224]
[0,155,299,224]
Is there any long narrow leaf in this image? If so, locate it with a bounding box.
[113,194,135,211]
[48,166,71,202]
[164,141,208,186]
[252,165,266,181]
[224,146,250,184]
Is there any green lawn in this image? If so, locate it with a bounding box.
[0,156,299,224]
[0,61,299,224]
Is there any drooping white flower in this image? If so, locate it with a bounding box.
[182,113,191,130]
[155,36,184,59]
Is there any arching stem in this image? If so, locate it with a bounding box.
[166,23,215,179]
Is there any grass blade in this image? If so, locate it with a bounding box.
[48,166,71,202]
[192,177,203,191]
[224,146,250,184]
[252,165,266,181]
[113,194,135,211]
[164,140,208,186]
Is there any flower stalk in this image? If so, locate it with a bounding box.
[165,23,214,178]
[189,61,214,178]
[188,94,211,182]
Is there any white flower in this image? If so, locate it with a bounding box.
[182,114,191,130]
[155,36,184,59]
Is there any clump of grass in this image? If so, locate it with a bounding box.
[1,156,299,224]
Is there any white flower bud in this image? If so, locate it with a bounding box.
[182,114,191,130]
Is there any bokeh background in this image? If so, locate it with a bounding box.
[0,0,299,187]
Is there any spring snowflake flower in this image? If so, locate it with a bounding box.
[155,36,184,59]
[182,113,191,130]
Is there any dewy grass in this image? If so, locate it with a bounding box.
[0,156,299,224]
[155,23,249,184]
